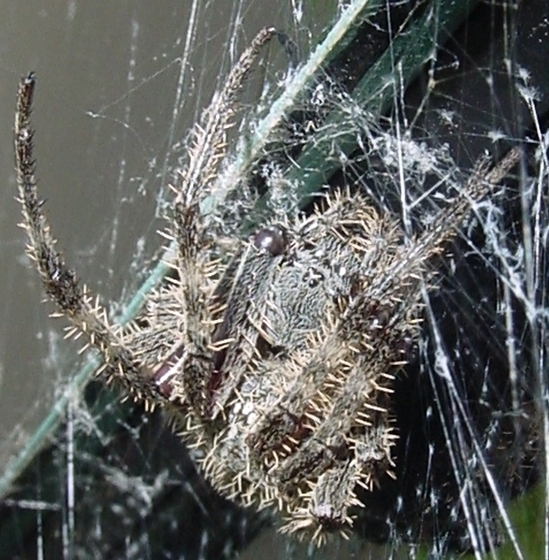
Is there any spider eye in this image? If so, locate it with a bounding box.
[253,226,288,256]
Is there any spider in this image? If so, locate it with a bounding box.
[14,27,522,544]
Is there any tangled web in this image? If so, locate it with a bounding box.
[1,1,548,559]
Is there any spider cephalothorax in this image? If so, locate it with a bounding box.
[15,27,521,543]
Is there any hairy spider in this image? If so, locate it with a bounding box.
[15,27,521,544]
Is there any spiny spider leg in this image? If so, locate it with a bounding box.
[15,74,157,403]
[422,147,522,249]
[162,27,282,415]
[175,26,279,210]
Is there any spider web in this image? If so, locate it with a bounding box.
[0,0,547,559]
